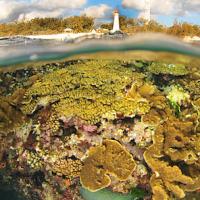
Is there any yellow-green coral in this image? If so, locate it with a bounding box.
[80,139,136,192]
[26,151,44,169]
[21,60,150,131]
[148,62,189,76]
[51,158,82,179]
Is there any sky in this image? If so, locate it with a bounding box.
[0,0,199,26]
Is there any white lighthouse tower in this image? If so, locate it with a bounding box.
[144,0,151,22]
[111,9,121,33]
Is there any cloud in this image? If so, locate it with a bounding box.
[0,0,87,22]
[33,0,87,10]
[18,10,65,21]
[81,4,112,18]
[122,0,200,18]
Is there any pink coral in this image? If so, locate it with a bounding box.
[81,124,98,134]
[129,119,155,147]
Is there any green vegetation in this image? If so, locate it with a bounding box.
[0,15,200,37]
[101,16,200,37]
[0,16,94,36]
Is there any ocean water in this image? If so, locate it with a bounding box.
[0,33,200,200]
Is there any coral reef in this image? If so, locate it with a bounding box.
[0,59,199,200]
[80,139,136,192]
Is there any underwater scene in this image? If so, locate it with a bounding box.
[0,35,200,200]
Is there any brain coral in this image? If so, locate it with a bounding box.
[80,139,136,192]
[21,60,150,133]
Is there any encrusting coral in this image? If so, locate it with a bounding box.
[80,139,136,192]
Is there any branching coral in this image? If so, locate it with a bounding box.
[80,139,136,192]
[20,60,150,134]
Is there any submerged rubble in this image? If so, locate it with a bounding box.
[0,59,200,200]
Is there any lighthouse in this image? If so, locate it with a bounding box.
[111,9,121,33]
[144,0,151,22]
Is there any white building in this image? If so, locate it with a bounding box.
[110,9,121,33]
[64,28,73,33]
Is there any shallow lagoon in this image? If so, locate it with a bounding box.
[0,34,200,200]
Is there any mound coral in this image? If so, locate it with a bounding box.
[80,139,136,192]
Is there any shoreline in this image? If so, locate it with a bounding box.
[0,33,200,44]
[183,36,200,43]
[0,32,103,41]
